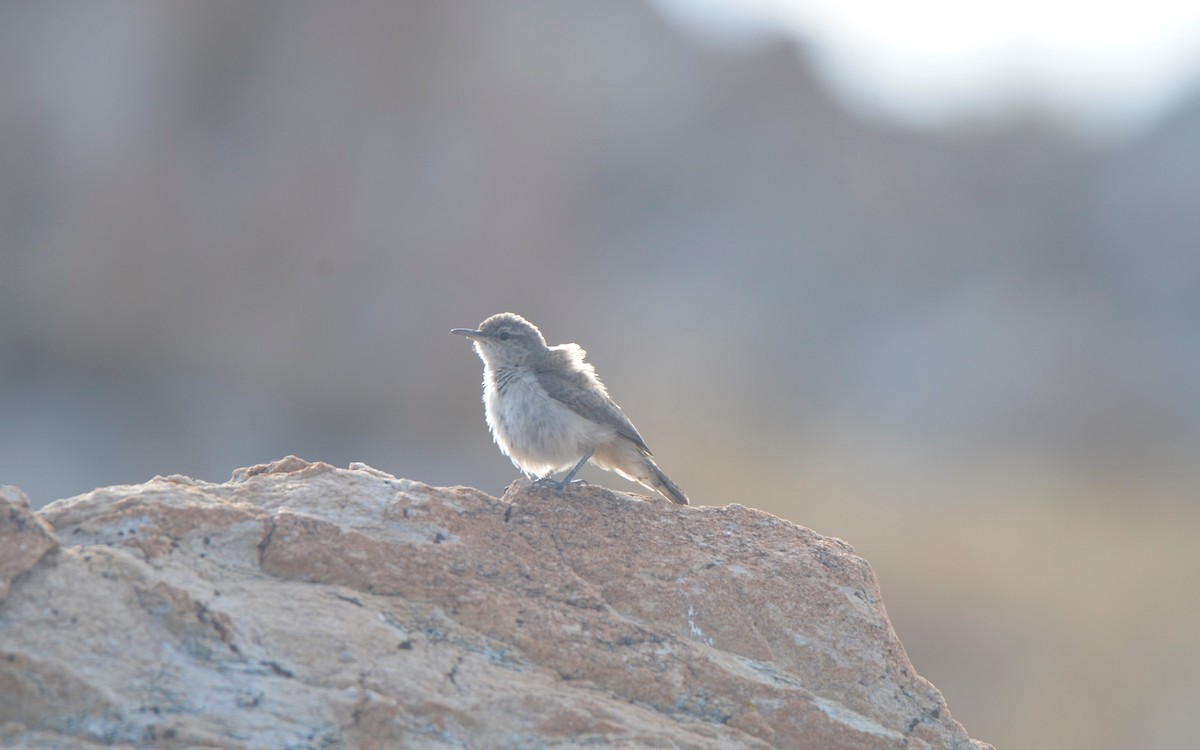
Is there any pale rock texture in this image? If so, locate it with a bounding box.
[0,457,992,749]
[0,485,59,602]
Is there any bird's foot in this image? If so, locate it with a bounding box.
[552,478,590,493]
[534,477,567,493]
[533,477,588,494]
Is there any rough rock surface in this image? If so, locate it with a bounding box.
[0,485,59,602]
[0,457,992,749]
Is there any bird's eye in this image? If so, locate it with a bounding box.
[498,331,511,341]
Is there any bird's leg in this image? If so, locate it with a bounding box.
[554,449,593,492]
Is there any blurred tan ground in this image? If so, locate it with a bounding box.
[749,438,1200,750]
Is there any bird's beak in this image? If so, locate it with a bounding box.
[450,327,487,340]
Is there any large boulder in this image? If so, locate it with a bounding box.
[0,457,990,749]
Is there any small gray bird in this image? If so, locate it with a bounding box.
[451,312,689,505]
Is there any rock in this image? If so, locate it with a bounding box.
[0,457,992,749]
[0,485,59,603]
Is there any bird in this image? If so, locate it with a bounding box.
[451,312,690,505]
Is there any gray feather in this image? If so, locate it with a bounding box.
[533,351,651,454]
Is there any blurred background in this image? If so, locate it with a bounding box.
[3,1,1199,747]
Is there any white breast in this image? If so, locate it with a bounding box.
[482,366,614,478]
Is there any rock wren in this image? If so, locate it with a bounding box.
[451,312,690,505]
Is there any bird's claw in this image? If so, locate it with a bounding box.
[533,477,566,493]
[533,477,588,494]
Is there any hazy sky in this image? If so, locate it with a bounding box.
[652,0,1200,139]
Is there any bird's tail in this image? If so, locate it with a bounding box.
[645,457,689,506]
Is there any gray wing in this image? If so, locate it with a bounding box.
[534,360,652,454]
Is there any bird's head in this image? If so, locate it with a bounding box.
[451,312,548,368]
